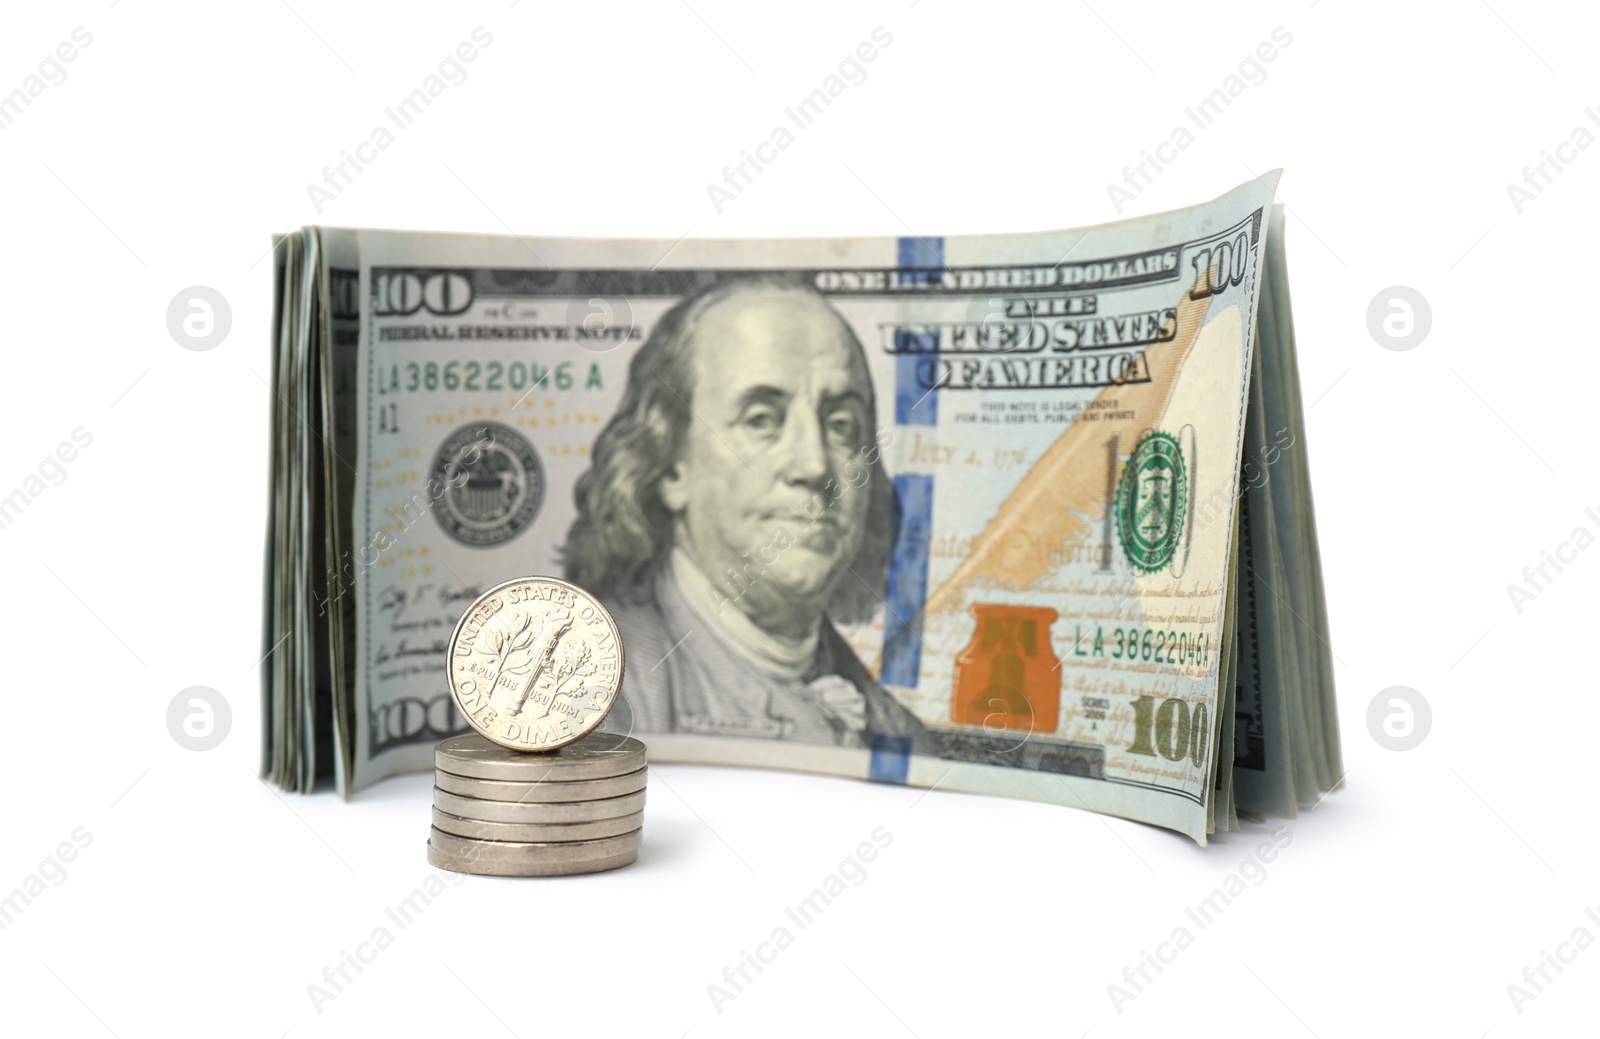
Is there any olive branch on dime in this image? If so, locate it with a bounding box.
[478,612,537,703]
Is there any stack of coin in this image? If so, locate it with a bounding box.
[428,731,648,876]
[430,575,641,877]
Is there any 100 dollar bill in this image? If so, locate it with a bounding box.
[270,172,1337,842]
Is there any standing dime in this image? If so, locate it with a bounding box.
[436,732,646,782]
[445,576,625,752]
[434,766,647,803]
[428,827,642,877]
[432,786,646,824]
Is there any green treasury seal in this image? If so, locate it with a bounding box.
[1116,430,1187,574]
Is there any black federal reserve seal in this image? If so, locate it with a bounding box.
[431,422,543,547]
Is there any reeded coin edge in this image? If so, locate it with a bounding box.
[427,841,640,877]
[435,731,646,760]
[430,786,648,823]
[434,742,647,782]
[429,825,643,854]
[430,806,643,841]
[433,765,648,802]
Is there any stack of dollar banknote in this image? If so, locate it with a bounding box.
[428,733,647,876]
[261,171,1341,845]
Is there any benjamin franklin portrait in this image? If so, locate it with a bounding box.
[563,276,930,753]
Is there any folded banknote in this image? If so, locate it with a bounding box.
[260,172,1341,843]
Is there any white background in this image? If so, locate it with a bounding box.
[1,1,1595,1035]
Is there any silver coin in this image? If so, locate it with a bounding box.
[435,732,646,782]
[446,576,625,752]
[432,786,647,823]
[435,765,646,803]
[427,827,641,877]
[432,806,642,843]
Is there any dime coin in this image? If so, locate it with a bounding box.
[427,827,641,877]
[434,766,647,803]
[445,576,625,752]
[436,732,646,782]
[432,786,646,823]
[431,806,642,843]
